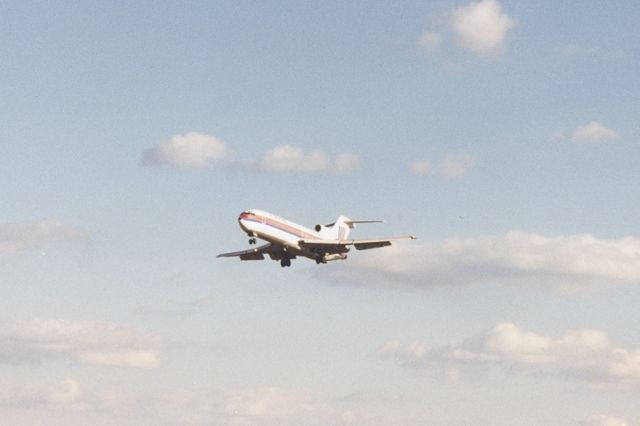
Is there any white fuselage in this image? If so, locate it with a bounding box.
[238,209,345,260]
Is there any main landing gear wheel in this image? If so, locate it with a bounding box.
[248,238,256,245]
[280,258,291,268]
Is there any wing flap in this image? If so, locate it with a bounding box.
[354,241,391,250]
[299,235,415,251]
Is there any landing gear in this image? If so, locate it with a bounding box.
[248,238,256,245]
[280,258,291,268]
[315,256,326,264]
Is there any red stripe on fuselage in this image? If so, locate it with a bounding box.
[245,214,320,241]
[264,216,319,240]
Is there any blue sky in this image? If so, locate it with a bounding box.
[1,1,640,424]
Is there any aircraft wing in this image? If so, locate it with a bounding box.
[299,235,416,251]
[217,243,276,261]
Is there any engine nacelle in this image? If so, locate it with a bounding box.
[316,222,336,233]
[323,253,347,262]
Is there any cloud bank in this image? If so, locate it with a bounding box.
[0,219,84,253]
[378,322,640,384]
[0,319,164,369]
[324,231,640,291]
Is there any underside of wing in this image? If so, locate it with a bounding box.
[217,243,273,260]
[299,235,416,251]
[353,240,392,250]
[217,243,294,261]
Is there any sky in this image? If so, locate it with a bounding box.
[1,0,640,424]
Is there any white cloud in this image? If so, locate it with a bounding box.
[379,323,640,384]
[409,154,474,178]
[259,145,328,172]
[439,153,475,178]
[0,378,81,408]
[258,145,359,174]
[451,0,515,56]
[322,231,640,291]
[408,159,431,176]
[418,0,514,58]
[0,319,164,369]
[0,378,206,421]
[223,387,392,426]
[140,134,361,174]
[553,122,620,144]
[582,415,631,426]
[225,387,318,424]
[0,219,84,253]
[141,132,227,168]
[0,377,406,425]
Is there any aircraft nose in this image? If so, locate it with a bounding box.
[238,211,254,234]
[238,215,249,233]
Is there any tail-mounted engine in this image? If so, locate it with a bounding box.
[315,223,335,232]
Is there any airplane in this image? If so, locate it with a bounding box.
[217,209,416,267]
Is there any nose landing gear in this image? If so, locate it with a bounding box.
[248,238,256,245]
